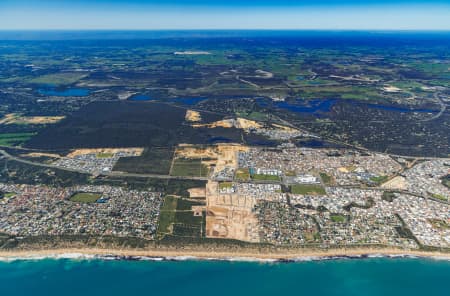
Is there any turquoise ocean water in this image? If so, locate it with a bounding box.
[1,258,449,296]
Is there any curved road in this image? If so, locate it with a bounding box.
[1,148,448,205]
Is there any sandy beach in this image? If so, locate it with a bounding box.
[1,247,449,261]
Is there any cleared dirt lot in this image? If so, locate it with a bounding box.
[188,187,206,199]
[174,144,248,174]
[185,110,202,122]
[192,118,262,129]
[381,176,408,190]
[0,113,65,125]
[66,148,144,158]
[205,181,260,243]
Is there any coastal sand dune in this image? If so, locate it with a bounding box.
[1,248,449,261]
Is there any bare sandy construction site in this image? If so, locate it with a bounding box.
[381,176,408,190]
[175,144,248,174]
[205,181,260,243]
[0,113,65,125]
[192,117,262,129]
[175,144,259,242]
[66,148,144,158]
[185,110,202,122]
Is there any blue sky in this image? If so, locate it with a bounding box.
[1,0,450,30]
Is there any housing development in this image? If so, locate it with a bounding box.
[206,146,449,249]
[0,184,162,239]
[1,143,448,253]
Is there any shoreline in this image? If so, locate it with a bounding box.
[1,248,449,262]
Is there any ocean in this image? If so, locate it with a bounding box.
[1,257,449,296]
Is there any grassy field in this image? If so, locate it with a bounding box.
[96,152,114,158]
[166,179,207,198]
[319,172,332,184]
[29,73,87,85]
[171,158,209,177]
[173,208,204,238]
[113,148,174,175]
[429,219,450,230]
[0,133,36,147]
[235,111,268,121]
[157,195,205,238]
[0,192,15,199]
[175,211,203,226]
[252,174,280,182]
[0,113,64,125]
[430,193,448,202]
[175,198,202,210]
[70,192,102,203]
[330,214,347,223]
[219,182,233,190]
[157,195,178,236]
[235,168,250,181]
[382,191,397,202]
[370,175,389,185]
[291,184,326,195]
[442,178,450,189]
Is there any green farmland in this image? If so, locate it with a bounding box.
[171,158,209,177]
[0,133,36,147]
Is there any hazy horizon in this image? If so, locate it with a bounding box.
[1,0,450,30]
